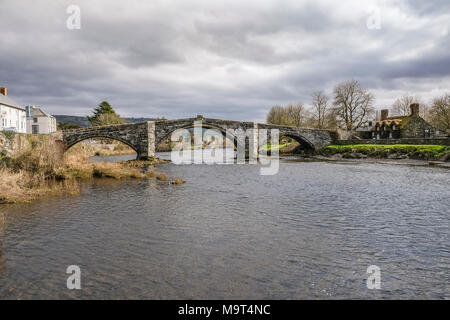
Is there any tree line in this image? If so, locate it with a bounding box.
[266,80,450,132]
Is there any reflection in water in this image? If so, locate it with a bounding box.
[0,154,449,299]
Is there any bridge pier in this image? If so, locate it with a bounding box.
[137,121,156,159]
[245,123,259,163]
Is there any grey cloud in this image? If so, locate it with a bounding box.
[0,0,449,121]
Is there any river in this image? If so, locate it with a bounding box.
[0,153,449,299]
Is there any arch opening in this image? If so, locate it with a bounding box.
[264,134,315,155]
[156,124,239,153]
[65,135,138,160]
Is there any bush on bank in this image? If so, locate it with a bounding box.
[0,136,179,204]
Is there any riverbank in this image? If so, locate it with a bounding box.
[304,155,450,169]
[318,144,450,161]
[0,136,182,204]
[271,143,450,168]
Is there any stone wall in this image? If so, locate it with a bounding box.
[0,131,16,156]
[0,131,62,157]
[401,116,437,138]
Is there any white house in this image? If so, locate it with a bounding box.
[0,87,27,133]
[26,105,57,134]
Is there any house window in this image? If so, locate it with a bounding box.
[33,117,38,123]
[32,125,39,134]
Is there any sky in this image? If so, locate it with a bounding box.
[0,0,449,122]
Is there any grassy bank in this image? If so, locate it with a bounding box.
[69,141,136,157]
[0,137,182,204]
[320,144,450,161]
[93,143,136,156]
[260,142,294,152]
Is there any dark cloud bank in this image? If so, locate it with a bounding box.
[0,0,449,121]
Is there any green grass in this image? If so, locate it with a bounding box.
[326,144,448,152]
[323,144,450,160]
[260,142,294,151]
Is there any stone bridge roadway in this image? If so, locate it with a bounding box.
[60,116,338,159]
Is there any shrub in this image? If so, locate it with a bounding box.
[171,178,186,185]
[3,130,16,142]
[145,170,155,178]
[155,173,168,181]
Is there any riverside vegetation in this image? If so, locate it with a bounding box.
[319,144,450,161]
[262,140,450,161]
[0,134,184,204]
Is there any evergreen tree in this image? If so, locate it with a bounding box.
[87,101,123,126]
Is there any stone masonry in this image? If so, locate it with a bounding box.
[61,117,338,159]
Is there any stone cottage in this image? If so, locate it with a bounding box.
[372,103,437,139]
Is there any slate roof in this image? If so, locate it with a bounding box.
[33,107,55,118]
[0,94,25,111]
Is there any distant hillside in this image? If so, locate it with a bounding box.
[54,115,90,127]
[54,115,157,127]
[125,117,159,123]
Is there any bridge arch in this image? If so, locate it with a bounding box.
[257,126,316,152]
[278,133,315,151]
[156,122,242,151]
[65,134,139,154]
[62,122,150,159]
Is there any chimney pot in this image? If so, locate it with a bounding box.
[380,109,389,120]
[0,87,6,96]
[410,103,420,116]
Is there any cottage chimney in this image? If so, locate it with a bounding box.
[410,103,420,117]
[0,87,6,96]
[380,109,389,120]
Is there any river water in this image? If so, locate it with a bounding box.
[0,153,449,299]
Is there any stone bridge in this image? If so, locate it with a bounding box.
[61,117,337,159]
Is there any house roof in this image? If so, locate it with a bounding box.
[33,107,55,118]
[373,115,411,131]
[0,94,25,111]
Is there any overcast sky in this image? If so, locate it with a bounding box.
[1,0,449,121]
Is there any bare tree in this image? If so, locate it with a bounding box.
[266,103,309,127]
[323,107,340,129]
[391,95,432,120]
[266,105,287,125]
[420,104,431,122]
[429,93,450,132]
[392,95,418,116]
[311,91,329,129]
[332,80,375,130]
[285,103,309,127]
